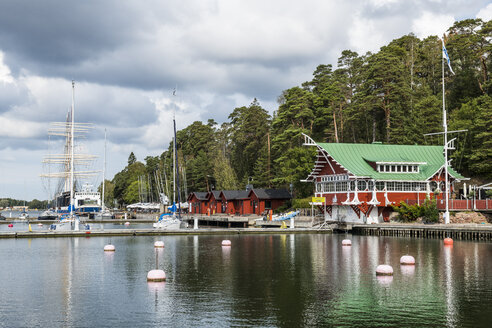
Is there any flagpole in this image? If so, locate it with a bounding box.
[442,38,450,224]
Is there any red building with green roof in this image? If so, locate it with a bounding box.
[302,134,466,223]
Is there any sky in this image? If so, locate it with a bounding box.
[0,0,491,201]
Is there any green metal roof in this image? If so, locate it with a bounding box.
[316,142,464,181]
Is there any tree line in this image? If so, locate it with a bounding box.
[105,19,491,207]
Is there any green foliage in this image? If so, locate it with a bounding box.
[229,99,271,184]
[0,198,49,209]
[213,150,238,190]
[420,198,439,223]
[292,197,312,209]
[128,152,137,166]
[98,179,115,208]
[392,202,422,222]
[450,95,492,177]
[392,198,439,223]
[123,180,140,204]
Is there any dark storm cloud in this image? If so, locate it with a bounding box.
[0,0,155,71]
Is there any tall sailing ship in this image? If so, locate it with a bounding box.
[41,82,101,219]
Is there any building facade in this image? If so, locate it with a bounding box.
[302,134,465,223]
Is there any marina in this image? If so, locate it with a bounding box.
[0,233,490,327]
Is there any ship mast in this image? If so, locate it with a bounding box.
[102,128,107,213]
[70,81,75,219]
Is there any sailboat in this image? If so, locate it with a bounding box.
[95,129,114,220]
[18,199,29,220]
[153,90,187,229]
[41,81,98,231]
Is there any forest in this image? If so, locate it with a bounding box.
[104,19,491,208]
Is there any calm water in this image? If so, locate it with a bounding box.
[0,234,490,328]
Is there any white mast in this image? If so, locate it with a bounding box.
[70,81,75,219]
[172,88,176,206]
[102,128,107,212]
[442,38,450,224]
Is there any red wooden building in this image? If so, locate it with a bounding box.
[208,191,222,214]
[248,189,292,215]
[219,190,250,215]
[186,188,292,216]
[188,192,209,214]
[302,134,466,223]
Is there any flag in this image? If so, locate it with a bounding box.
[442,39,455,75]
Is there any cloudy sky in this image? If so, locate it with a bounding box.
[0,0,491,201]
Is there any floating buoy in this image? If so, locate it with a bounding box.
[444,237,453,245]
[154,241,164,248]
[104,244,115,252]
[147,269,166,282]
[221,240,231,246]
[124,221,130,226]
[8,224,13,228]
[376,264,393,276]
[342,239,352,246]
[400,255,415,265]
[37,223,43,227]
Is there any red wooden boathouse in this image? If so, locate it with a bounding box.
[301,134,466,223]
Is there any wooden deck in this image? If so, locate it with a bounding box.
[351,223,492,241]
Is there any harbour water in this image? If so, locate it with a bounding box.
[0,234,490,327]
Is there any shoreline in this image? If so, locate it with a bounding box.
[0,222,491,241]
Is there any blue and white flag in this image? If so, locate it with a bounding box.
[442,39,455,75]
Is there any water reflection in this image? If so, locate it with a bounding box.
[444,244,457,328]
[376,275,393,286]
[0,235,490,327]
[400,264,415,276]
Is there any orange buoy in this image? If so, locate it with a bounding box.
[444,237,453,245]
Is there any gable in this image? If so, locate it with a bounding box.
[308,142,464,181]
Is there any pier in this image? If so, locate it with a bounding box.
[0,227,326,239]
[350,223,492,241]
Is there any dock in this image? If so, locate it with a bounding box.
[0,227,325,239]
[183,215,254,228]
[350,223,492,241]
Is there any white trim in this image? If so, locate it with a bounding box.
[425,164,464,182]
[375,161,426,165]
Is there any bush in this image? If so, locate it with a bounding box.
[292,197,312,209]
[392,202,422,222]
[392,198,439,223]
[421,198,439,223]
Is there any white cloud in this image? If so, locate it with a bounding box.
[349,14,388,54]
[369,0,400,8]
[477,3,492,21]
[0,52,14,83]
[412,11,455,39]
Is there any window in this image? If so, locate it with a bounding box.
[378,164,420,173]
[265,200,272,209]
